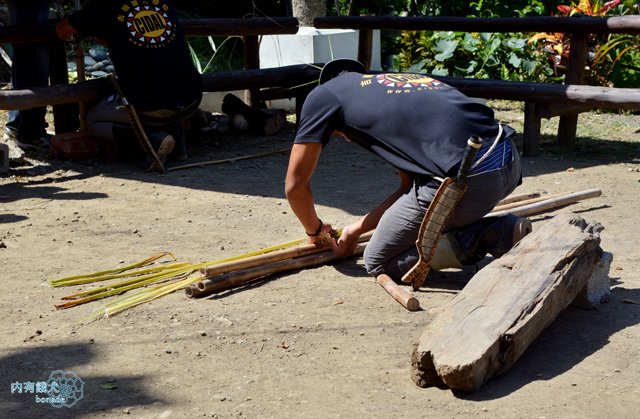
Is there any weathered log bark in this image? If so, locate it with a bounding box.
[411,213,606,392]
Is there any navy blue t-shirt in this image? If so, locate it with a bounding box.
[295,72,507,178]
[68,0,202,112]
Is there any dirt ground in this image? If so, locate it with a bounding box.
[1,104,639,418]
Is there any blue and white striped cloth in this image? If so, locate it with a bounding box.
[469,136,513,176]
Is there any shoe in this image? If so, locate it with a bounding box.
[156,135,175,161]
[15,136,52,152]
[4,129,52,153]
[453,214,533,265]
[146,135,174,172]
[2,128,17,142]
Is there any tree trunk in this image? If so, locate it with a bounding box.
[292,0,326,27]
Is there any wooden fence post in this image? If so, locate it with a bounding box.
[557,32,588,148]
[523,102,541,156]
[357,29,373,70]
[49,38,78,134]
[243,35,260,108]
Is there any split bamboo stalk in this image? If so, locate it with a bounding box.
[200,231,373,278]
[492,192,562,212]
[495,191,541,206]
[188,243,367,298]
[49,252,174,287]
[489,188,601,218]
[377,274,420,311]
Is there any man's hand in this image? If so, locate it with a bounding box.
[307,222,338,246]
[331,225,359,257]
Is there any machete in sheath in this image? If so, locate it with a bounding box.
[108,74,166,173]
[401,136,483,290]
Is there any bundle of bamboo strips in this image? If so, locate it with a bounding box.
[50,188,601,320]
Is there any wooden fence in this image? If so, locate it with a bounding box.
[0,17,317,132]
[1,15,639,156]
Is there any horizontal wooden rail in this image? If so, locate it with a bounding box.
[0,64,320,110]
[182,17,299,36]
[314,15,640,34]
[0,17,299,44]
[433,76,640,110]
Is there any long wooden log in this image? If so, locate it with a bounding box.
[411,213,605,391]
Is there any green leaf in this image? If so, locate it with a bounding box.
[508,52,522,68]
[522,59,540,74]
[434,40,458,61]
[461,33,480,52]
[503,38,527,50]
[431,66,450,76]
[407,60,428,73]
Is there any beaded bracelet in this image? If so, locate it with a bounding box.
[306,219,323,236]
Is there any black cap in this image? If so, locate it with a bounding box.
[319,58,366,84]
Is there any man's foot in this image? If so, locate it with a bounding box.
[146,135,174,172]
[453,214,533,265]
[16,136,52,153]
[4,129,52,153]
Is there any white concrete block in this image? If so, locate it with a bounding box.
[199,90,246,114]
[572,250,612,309]
[259,27,382,111]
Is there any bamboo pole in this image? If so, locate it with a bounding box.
[489,188,601,218]
[167,148,290,172]
[492,193,563,212]
[188,243,367,298]
[200,231,374,278]
[495,191,541,206]
[377,274,420,311]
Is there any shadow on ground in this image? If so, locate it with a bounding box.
[0,343,160,418]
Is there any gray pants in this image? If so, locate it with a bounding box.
[363,139,522,279]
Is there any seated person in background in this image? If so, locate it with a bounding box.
[56,0,202,167]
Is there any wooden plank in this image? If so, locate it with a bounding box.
[411,213,605,392]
